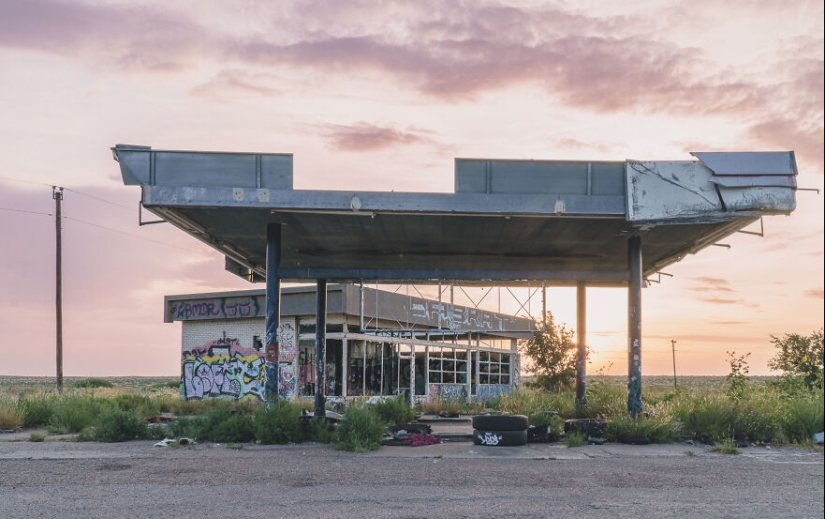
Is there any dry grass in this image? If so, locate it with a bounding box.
[0,400,23,430]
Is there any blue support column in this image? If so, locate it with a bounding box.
[314,279,327,418]
[264,224,281,403]
[575,281,587,407]
[627,236,643,417]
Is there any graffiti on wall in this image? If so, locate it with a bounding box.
[409,301,522,331]
[182,335,265,400]
[428,384,468,401]
[181,322,298,401]
[476,384,511,401]
[277,320,297,400]
[170,296,264,321]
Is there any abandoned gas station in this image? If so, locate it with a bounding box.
[114,145,798,416]
[166,283,534,403]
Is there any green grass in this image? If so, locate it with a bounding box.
[711,439,741,455]
[1,375,822,449]
[565,431,586,447]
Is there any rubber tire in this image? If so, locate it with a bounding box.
[472,414,528,431]
[473,429,528,447]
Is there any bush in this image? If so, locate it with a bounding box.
[371,395,416,425]
[565,431,586,447]
[92,408,147,442]
[604,410,681,444]
[49,396,103,434]
[777,390,824,444]
[0,400,23,430]
[306,416,335,444]
[211,412,256,443]
[255,401,303,445]
[184,405,256,443]
[73,378,114,389]
[18,395,55,428]
[336,406,387,452]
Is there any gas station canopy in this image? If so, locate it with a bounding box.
[113,145,797,286]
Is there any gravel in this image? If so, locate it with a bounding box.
[0,440,822,518]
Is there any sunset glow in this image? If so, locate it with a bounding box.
[0,0,822,377]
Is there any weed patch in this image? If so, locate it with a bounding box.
[336,406,386,452]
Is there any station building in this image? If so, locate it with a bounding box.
[165,284,535,403]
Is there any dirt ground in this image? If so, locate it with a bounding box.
[0,438,822,519]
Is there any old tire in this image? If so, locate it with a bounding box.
[472,414,528,431]
[473,429,528,447]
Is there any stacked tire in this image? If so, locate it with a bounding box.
[472,414,529,446]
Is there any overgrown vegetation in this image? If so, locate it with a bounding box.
[519,312,582,392]
[0,353,822,450]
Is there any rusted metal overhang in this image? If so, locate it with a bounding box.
[113,145,797,286]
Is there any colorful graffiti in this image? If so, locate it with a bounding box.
[182,322,298,401]
[182,336,265,401]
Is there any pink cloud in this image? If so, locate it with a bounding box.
[322,122,436,152]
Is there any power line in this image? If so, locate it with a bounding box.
[62,215,201,252]
[63,187,134,212]
[0,175,134,212]
[0,207,53,217]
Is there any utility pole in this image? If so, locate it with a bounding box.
[53,186,64,394]
[671,339,677,389]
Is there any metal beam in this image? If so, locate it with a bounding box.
[275,267,630,285]
[264,224,281,403]
[627,237,643,417]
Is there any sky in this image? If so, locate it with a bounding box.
[0,0,822,378]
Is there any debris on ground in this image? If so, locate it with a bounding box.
[154,438,195,447]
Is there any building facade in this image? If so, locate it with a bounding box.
[165,284,534,403]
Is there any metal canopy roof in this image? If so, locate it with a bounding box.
[112,145,797,287]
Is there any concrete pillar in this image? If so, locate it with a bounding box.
[627,236,643,417]
[264,224,281,403]
[575,281,587,407]
[315,279,327,418]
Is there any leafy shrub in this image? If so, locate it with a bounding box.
[605,411,681,444]
[336,406,386,452]
[73,378,114,389]
[777,390,824,444]
[371,395,416,425]
[306,416,335,444]
[185,404,256,443]
[211,412,256,443]
[18,395,55,428]
[49,396,103,434]
[29,432,46,442]
[112,394,156,415]
[92,408,147,442]
[255,401,303,444]
[565,431,586,447]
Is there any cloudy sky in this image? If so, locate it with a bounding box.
[0,0,822,378]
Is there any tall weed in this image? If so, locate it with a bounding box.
[335,406,386,452]
[255,400,303,444]
[49,396,104,434]
[0,400,23,430]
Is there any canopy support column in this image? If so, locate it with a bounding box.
[627,236,643,417]
[575,281,587,406]
[264,223,281,403]
[315,279,327,418]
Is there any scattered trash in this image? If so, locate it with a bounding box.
[154,438,195,447]
[815,432,824,445]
